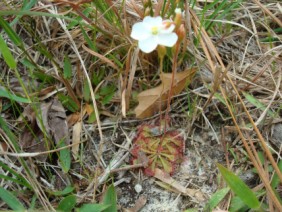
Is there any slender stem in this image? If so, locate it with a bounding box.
[158,55,164,133]
[163,44,180,133]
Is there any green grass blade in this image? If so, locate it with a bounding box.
[102,184,117,212]
[0,187,25,211]
[0,34,17,69]
[242,91,275,117]
[0,10,96,31]
[49,186,74,197]
[0,161,32,189]
[217,163,260,209]
[0,17,22,46]
[57,195,76,212]
[80,25,97,52]
[10,0,38,26]
[0,88,31,103]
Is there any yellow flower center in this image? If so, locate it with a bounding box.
[151,26,159,35]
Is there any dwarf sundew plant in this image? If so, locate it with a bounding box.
[131,124,184,176]
[129,9,190,176]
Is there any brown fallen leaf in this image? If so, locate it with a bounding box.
[48,99,69,145]
[72,121,82,160]
[20,105,50,162]
[123,195,147,212]
[135,68,197,119]
[19,99,70,161]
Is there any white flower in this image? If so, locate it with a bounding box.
[130,16,178,53]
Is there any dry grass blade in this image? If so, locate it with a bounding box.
[126,46,139,112]
[82,44,120,71]
[252,0,282,28]
[0,140,87,157]
[189,6,282,210]
[154,168,206,201]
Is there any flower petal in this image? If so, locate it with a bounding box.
[143,16,163,26]
[157,33,178,47]
[138,37,158,53]
[131,22,151,40]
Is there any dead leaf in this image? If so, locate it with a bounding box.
[135,68,197,119]
[85,103,94,115]
[36,102,52,135]
[19,99,69,161]
[67,112,82,127]
[154,168,206,202]
[72,121,82,160]
[123,195,147,212]
[48,99,69,145]
[20,104,50,162]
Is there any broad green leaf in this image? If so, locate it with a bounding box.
[78,203,110,212]
[0,187,25,211]
[184,209,198,212]
[230,195,249,212]
[87,111,97,123]
[99,85,115,96]
[242,92,275,117]
[58,140,71,173]
[92,68,105,86]
[83,82,90,102]
[271,160,282,189]
[217,164,260,209]
[0,34,17,69]
[57,195,76,212]
[102,93,115,105]
[58,93,79,112]
[205,187,230,210]
[102,184,117,212]
[63,55,72,79]
[0,88,31,103]
[271,160,282,204]
[49,186,74,196]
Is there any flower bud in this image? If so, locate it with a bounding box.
[144,7,151,17]
[143,0,151,8]
[174,8,182,29]
[176,24,185,42]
